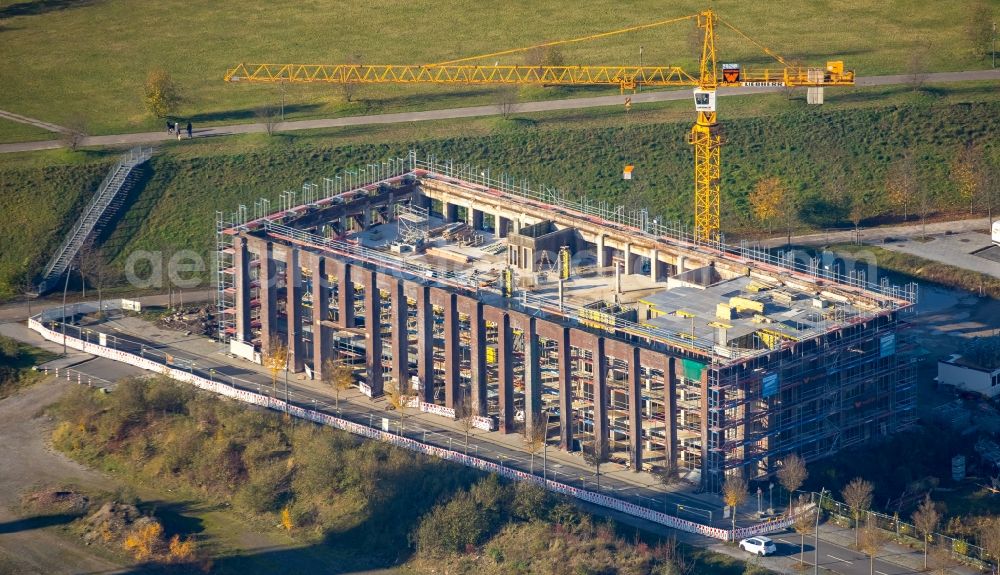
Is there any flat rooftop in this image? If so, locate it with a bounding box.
[229,165,915,364]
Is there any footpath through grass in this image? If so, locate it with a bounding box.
[0,0,995,136]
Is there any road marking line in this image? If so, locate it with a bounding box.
[776,538,793,544]
[827,554,852,564]
[875,571,888,575]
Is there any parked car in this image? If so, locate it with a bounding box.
[739,536,776,556]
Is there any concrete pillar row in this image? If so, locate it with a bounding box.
[415,285,434,403]
[286,249,304,373]
[334,261,353,329]
[596,234,606,268]
[492,311,515,434]
[650,249,659,282]
[593,337,608,457]
[624,243,633,275]
[465,299,488,416]
[442,293,461,410]
[257,240,277,354]
[233,236,252,343]
[390,279,408,392]
[522,317,542,435]
[310,254,330,380]
[627,346,642,472]
[361,270,383,397]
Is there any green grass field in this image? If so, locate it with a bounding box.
[0,0,995,137]
[0,116,57,144]
[0,92,996,300]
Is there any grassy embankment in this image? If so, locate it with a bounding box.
[0,92,997,300]
[832,243,1000,299]
[0,0,995,138]
[50,376,753,575]
[0,335,55,398]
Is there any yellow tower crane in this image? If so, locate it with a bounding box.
[225,10,854,242]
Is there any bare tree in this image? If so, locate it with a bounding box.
[524,416,547,475]
[655,535,695,575]
[60,115,87,151]
[582,439,608,491]
[497,86,519,120]
[656,459,683,512]
[885,153,917,221]
[911,493,940,570]
[791,495,815,565]
[321,356,353,412]
[906,40,931,91]
[255,105,279,136]
[722,472,749,531]
[455,401,476,454]
[341,53,362,103]
[776,453,808,514]
[841,477,874,546]
[262,334,288,396]
[78,240,111,318]
[858,516,887,575]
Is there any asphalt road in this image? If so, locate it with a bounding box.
[1,69,997,154]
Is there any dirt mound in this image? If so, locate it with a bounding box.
[22,488,90,514]
[80,501,144,545]
[157,306,215,336]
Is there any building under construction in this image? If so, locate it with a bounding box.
[216,152,917,492]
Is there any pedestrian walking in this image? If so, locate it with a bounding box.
[166,121,173,134]
[177,122,182,141]
[186,122,192,139]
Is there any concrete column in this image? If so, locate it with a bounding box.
[666,356,678,470]
[677,255,686,275]
[650,249,659,282]
[362,270,383,397]
[593,337,608,457]
[443,293,460,410]
[233,236,252,343]
[497,313,514,434]
[624,243,633,275]
[335,261,353,328]
[556,328,573,451]
[391,279,408,392]
[310,254,330,379]
[258,241,277,354]
[628,346,642,472]
[286,249,304,373]
[415,285,434,403]
[494,213,506,237]
[596,234,606,268]
[468,301,488,416]
[523,317,542,435]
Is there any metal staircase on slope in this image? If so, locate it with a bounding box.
[36,147,153,294]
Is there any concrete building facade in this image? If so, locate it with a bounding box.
[216,156,918,492]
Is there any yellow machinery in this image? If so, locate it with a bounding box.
[225,10,854,241]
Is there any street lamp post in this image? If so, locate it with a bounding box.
[757,487,763,515]
[814,488,827,575]
[61,267,71,356]
[768,482,774,515]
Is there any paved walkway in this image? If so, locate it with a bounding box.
[0,108,66,134]
[758,217,991,248]
[1,69,998,154]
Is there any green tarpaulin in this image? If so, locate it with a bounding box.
[681,358,705,382]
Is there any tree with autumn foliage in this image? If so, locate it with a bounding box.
[749,176,797,243]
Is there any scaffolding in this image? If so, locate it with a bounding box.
[216,206,247,342]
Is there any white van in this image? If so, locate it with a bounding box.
[993,220,1000,246]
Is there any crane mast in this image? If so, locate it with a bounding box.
[225,10,854,242]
